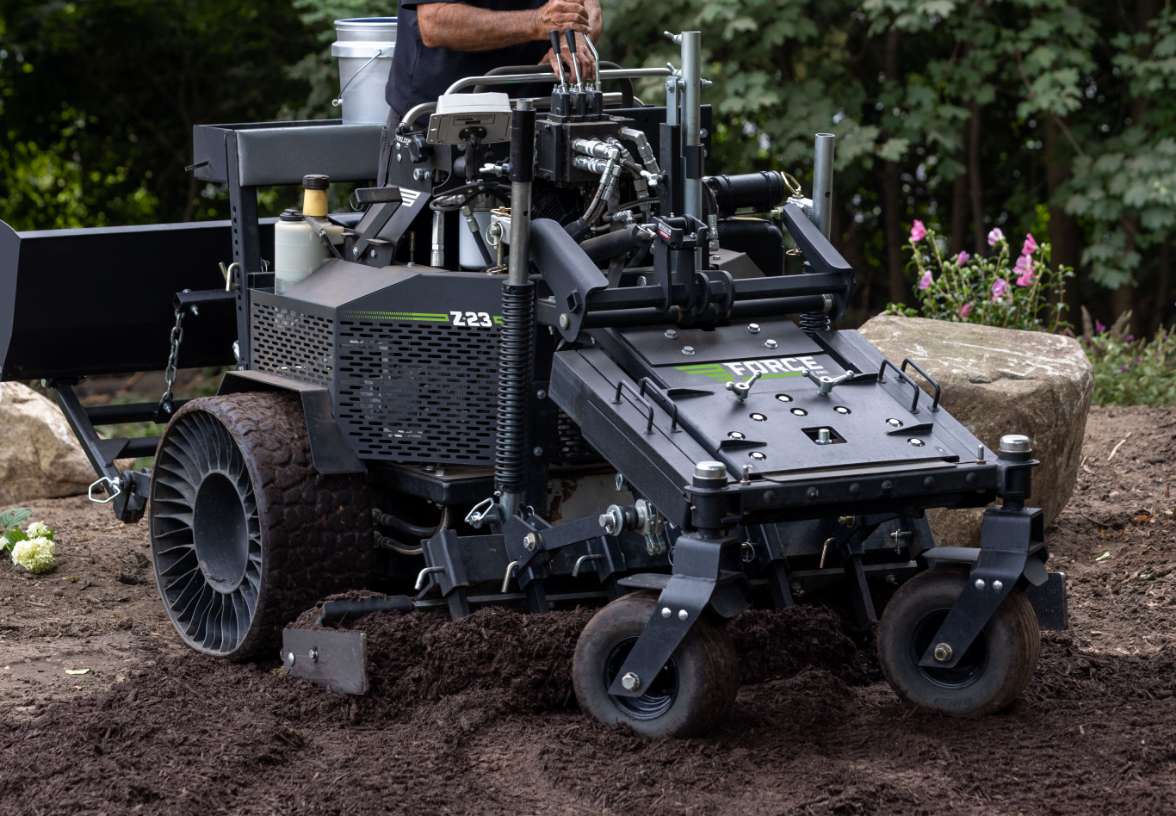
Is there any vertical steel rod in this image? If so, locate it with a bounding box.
[508,99,534,286]
[812,132,836,238]
[681,31,703,220]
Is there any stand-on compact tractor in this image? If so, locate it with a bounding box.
[0,29,1066,736]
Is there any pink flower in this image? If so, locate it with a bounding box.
[1022,233,1038,256]
[1095,320,1107,335]
[956,251,970,266]
[918,270,934,290]
[909,220,927,243]
[959,303,973,318]
[987,227,1005,247]
[991,277,1008,301]
[1014,254,1035,287]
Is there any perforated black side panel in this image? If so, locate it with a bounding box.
[251,302,334,386]
[335,320,499,464]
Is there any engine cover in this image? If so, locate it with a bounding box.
[250,260,502,465]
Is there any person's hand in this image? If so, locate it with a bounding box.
[532,0,590,38]
[540,32,595,83]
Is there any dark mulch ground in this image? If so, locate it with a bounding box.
[1,406,1174,815]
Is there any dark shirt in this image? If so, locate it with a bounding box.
[387,0,548,123]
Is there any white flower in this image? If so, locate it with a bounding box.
[25,521,52,539]
[12,536,56,574]
[0,534,9,554]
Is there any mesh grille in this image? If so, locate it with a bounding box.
[556,410,600,465]
[251,302,334,386]
[336,320,499,464]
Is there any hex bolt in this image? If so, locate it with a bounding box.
[817,428,832,444]
[681,345,696,356]
[558,313,570,330]
[413,168,431,182]
[975,578,986,590]
[599,506,625,535]
[992,579,1004,592]
[677,609,688,621]
[621,672,642,692]
[764,338,778,350]
[747,323,761,334]
[523,532,541,552]
[661,607,672,618]
[536,388,547,400]
[664,328,679,339]
[933,642,953,663]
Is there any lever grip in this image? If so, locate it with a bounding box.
[548,30,566,85]
[564,30,583,86]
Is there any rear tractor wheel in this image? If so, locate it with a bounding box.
[149,393,371,660]
[572,593,738,738]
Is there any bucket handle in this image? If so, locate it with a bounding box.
[332,48,390,108]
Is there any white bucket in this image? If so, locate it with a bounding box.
[332,17,397,125]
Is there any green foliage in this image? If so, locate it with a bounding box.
[1082,316,1176,407]
[0,0,1172,332]
[887,222,1072,332]
[0,507,32,553]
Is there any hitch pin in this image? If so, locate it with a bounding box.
[572,553,603,578]
[501,561,519,593]
[415,566,445,591]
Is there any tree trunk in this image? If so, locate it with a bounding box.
[950,168,967,255]
[968,102,985,251]
[1155,242,1172,332]
[1042,118,1083,325]
[882,31,906,303]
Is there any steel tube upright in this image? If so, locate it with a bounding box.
[812,132,836,238]
[681,31,703,220]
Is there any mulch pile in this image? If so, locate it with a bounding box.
[2,407,1174,815]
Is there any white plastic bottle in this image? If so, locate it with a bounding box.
[274,209,328,294]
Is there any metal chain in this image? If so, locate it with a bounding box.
[158,305,185,420]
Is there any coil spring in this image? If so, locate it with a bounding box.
[495,282,536,494]
[799,310,831,333]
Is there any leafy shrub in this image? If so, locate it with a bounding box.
[887,222,1072,333]
[1081,311,1176,407]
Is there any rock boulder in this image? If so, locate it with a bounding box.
[0,383,94,505]
[858,315,1092,546]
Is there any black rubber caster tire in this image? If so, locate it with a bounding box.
[149,393,371,660]
[878,568,1040,716]
[572,593,737,738]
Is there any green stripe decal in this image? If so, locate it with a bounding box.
[346,310,450,323]
[673,365,804,383]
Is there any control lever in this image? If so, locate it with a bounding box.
[548,30,568,89]
[804,369,853,397]
[582,34,601,91]
[725,372,761,402]
[565,30,585,92]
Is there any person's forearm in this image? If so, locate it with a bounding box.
[418,4,540,51]
[586,0,602,41]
